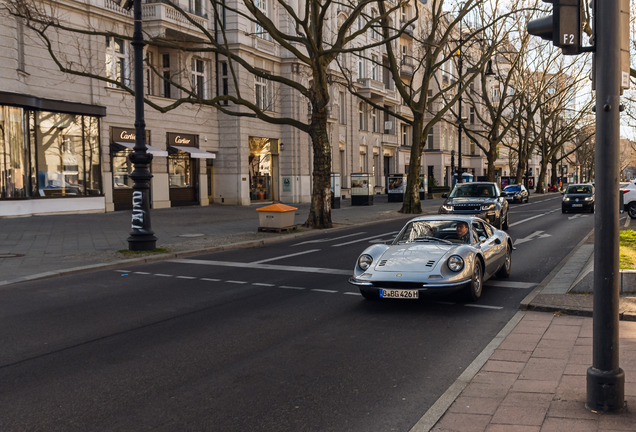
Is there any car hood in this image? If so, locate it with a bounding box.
[445,197,496,204]
[373,243,455,272]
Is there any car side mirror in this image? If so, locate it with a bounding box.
[500,192,506,197]
[494,238,502,245]
[479,236,487,243]
[442,193,448,198]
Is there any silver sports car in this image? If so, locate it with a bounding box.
[348,215,513,301]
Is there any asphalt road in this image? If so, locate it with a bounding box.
[0,195,594,432]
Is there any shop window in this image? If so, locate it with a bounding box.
[169,151,193,188]
[105,37,128,88]
[34,112,102,197]
[249,137,272,201]
[0,106,27,198]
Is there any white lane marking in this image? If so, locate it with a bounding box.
[226,280,247,284]
[344,292,362,296]
[252,282,275,287]
[251,249,320,264]
[626,217,631,228]
[568,214,582,220]
[292,232,367,246]
[279,285,305,290]
[465,304,503,310]
[312,289,338,293]
[168,259,351,275]
[509,213,550,228]
[332,231,399,247]
[154,274,173,277]
[115,270,131,273]
[134,272,151,275]
[201,278,221,282]
[176,276,197,279]
[513,231,551,246]
[485,281,536,289]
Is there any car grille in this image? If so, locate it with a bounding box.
[373,282,424,289]
[451,204,482,212]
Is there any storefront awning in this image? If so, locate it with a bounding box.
[170,146,216,159]
[112,142,168,157]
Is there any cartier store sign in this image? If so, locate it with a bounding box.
[111,127,150,143]
[168,132,197,147]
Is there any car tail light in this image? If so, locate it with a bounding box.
[622,190,629,194]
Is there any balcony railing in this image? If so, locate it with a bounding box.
[400,58,415,77]
[140,1,208,32]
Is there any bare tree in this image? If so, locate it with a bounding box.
[4,0,403,228]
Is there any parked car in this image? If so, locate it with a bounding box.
[348,215,513,302]
[501,184,529,203]
[438,182,509,230]
[561,184,595,213]
[622,180,636,218]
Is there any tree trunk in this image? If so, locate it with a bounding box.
[550,155,558,188]
[303,108,332,229]
[400,116,424,214]
[515,155,526,185]
[486,145,497,182]
[536,158,549,194]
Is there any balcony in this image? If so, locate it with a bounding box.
[139,0,209,40]
[357,78,386,102]
[400,20,415,38]
[394,104,414,120]
[400,58,415,77]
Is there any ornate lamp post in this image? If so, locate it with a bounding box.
[120,0,157,251]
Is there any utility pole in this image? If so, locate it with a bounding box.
[586,0,625,412]
[457,52,463,184]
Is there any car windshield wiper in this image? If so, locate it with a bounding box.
[413,236,453,245]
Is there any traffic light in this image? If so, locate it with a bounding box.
[527,0,581,55]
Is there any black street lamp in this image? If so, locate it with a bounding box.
[120,0,157,251]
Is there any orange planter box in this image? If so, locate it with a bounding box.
[257,204,298,228]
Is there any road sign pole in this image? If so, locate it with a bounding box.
[586,0,625,412]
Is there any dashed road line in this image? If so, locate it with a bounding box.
[176,276,197,279]
[201,278,221,282]
[344,292,362,296]
[134,271,151,275]
[279,285,306,290]
[226,280,248,284]
[154,274,173,277]
[465,304,504,310]
[312,289,338,293]
[115,270,131,273]
[252,282,275,287]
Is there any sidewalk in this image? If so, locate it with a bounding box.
[0,195,444,286]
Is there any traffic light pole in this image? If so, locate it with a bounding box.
[586,0,625,413]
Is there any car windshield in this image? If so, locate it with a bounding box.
[449,184,496,198]
[566,185,592,194]
[504,185,521,191]
[394,220,471,245]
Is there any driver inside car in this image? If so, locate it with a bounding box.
[455,221,470,243]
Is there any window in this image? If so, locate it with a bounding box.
[358,14,364,31]
[255,75,273,111]
[105,37,128,87]
[254,0,270,40]
[470,140,476,155]
[191,58,206,98]
[402,125,409,146]
[339,92,346,125]
[189,0,204,17]
[144,52,154,96]
[401,5,407,21]
[428,128,434,149]
[371,55,378,81]
[162,54,171,98]
[470,107,475,124]
[371,10,380,39]
[372,108,378,133]
[359,151,367,172]
[221,61,229,105]
[359,102,367,131]
[358,56,365,79]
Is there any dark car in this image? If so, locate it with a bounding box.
[562,183,595,213]
[439,182,509,230]
[501,184,529,203]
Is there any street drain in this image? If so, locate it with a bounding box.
[0,253,25,258]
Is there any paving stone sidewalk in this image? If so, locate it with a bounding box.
[428,311,636,432]
[0,195,445,284]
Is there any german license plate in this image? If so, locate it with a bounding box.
[572,204,583,207]
[380,289,419,299]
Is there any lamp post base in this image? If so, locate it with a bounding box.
[127,236,157,251]
[586,367,625,413]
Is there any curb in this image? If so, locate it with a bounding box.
[0,208,432,289]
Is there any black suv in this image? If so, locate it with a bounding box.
[562,183,595,213]
[439,182,509,230]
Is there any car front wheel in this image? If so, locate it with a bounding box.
[464,261,483,302]
[628,202,636,219]
[496,245,512,278]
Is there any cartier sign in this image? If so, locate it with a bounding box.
[112,127,150,143]
[168,132,197,147]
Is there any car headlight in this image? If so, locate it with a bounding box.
[447,255,464,272]
[358,254,373,270]
[441,204,453,211]
[564,197,570,201]
[481,203,496,211]
[585,197,593,201]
